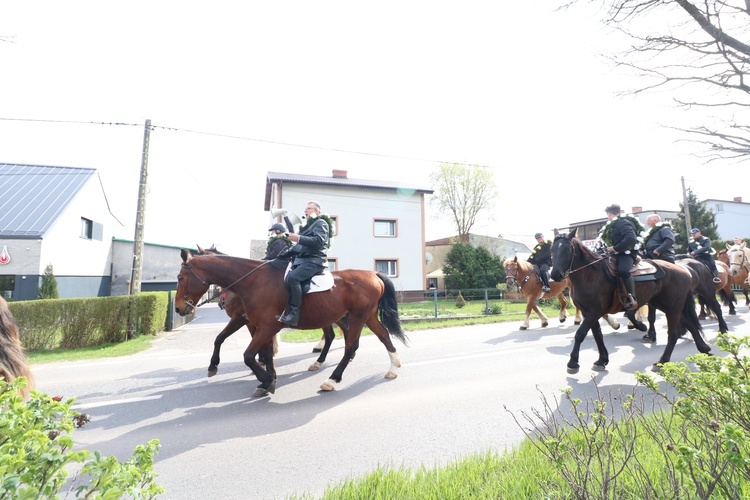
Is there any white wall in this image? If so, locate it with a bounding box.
[39,177,117,276]
[276,184,426,291]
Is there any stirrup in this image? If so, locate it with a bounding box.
[713,276,721,283]
[542,286,550,293]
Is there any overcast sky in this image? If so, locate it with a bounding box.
[1,1,747,256]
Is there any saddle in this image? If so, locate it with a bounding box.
[603,255,665,313]
[283,263,335,294]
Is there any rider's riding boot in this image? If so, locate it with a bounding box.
[276,281,302,326]
[541,279,551,293]
[623,276,638,310]
[712,270,721,284]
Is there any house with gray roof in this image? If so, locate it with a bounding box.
[0,163,118,299]
[264,169,433,295]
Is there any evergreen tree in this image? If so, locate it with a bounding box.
[38,264,59,299]
[672,188,719,253]
[443,242,505,290]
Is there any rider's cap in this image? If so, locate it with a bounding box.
[268,223,286,232]
[534,233,543,239]
[690,228,700,234]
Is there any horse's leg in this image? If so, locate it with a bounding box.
[308,325,337,371]
[642,304,657,343]
[698,297,708,320]
[242,332,277,396]
[706,294,729,333]
[320,319,365,391]
[529,296,549,328]
[624,310,647,332]
[312,334,326,353]
[602,314,620,331]
[520,299,533,330]
[208,318,248,377]
[574,307,582,325]
[557,293,568,323]
[567,317,596,374]
[590,321,609,371]
[744,288,750,306]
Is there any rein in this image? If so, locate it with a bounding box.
[559,240,604,278]
[183,259,273,310]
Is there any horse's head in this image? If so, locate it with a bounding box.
[504,256,520,288]
[726,244,749,276]
[175,249,211,316]
[551,227,577,282]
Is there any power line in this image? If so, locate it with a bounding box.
[0,116,492,169]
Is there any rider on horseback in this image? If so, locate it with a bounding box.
[602,204,640,310]
[275,201,330,327]
[527,232,552,293]
[689,228,721,284]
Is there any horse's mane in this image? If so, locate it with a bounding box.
[503,257,533,272]
[0,297,34,397]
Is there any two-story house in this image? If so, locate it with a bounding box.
[264,170,433,297]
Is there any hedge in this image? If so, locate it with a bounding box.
[7,292,170,350]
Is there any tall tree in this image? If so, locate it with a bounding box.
[38,264,59,299]
[672,188,719,253]
[429,163,497,239]
[443,243,505,289]
[564,0,750,160]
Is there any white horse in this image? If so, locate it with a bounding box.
[726,242,750,285]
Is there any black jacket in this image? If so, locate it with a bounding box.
[689,235,713,257]
[289,218,329,265]
[264,237,292,260]
[527,241,552,266]
[610,218,638,254]
[644,225,675,261]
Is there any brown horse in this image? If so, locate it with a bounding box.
[718,245,750,309]
[199,246,348,375]
[0,296,34,399]
[175,250,408,396]
[550,228,711,373]
[503,256,582,330]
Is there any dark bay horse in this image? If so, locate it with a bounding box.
[550,228,711,373]
[199,246,349,376]
[175,250,408,396]
[0,296,34,399]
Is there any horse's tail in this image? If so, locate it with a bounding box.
[376,272,409,346]
[678,293,703,339]
[718,288,737,307]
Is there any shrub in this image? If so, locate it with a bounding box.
[0,377,164,498]
[455,291,467,308]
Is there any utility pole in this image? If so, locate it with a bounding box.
[681,176,692,236]
[129,119,151,295]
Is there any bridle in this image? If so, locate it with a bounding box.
[728,247,749,273]
[554,237,604,279]
[505,261,532,290]
[180,259,273,312]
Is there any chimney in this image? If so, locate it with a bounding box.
[332,169,348,179]
[631,206,642,213]
[734,197,743,202]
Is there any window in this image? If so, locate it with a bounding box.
[327,258,337,272]
[375,259,398,277]
[715,203,724,213]
[374,219,396,237]
[81,217,93,239]
[329,216,338,237]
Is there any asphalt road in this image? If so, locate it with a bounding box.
[32,302,750,499]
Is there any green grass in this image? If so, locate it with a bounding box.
[27,335,153,364]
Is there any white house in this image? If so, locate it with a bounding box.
[264,169,433,296]
[704,197,750,240]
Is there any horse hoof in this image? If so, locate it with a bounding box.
[384,371,398,379]
[611,323,620,330]
[252,387,269,397]
[559,318,566,324]
[699,315,707,320]
[634,323,648,332]
[730,311,737,315]
[627,325,635,330]
[312,348,323,353]
[567,366,580,374]
[267,381,276,394]
[308,362,321,372]
[651,363,662,373]
[207,368,218,377]
[592,364,607,372]
[320,382,335,391]
[541,322,548,328]
[519,326,528,331]
[574,320,581,325]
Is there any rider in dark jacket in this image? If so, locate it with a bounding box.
[527,232,552,293]
[275,201,329,327]
[642,214,675,263]
[689,228,721,283]
[264,223,292,260]
[602,204,639,310]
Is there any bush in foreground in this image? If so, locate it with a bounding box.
[0,377,164,498]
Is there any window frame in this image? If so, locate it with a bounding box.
[373,218,397,238]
